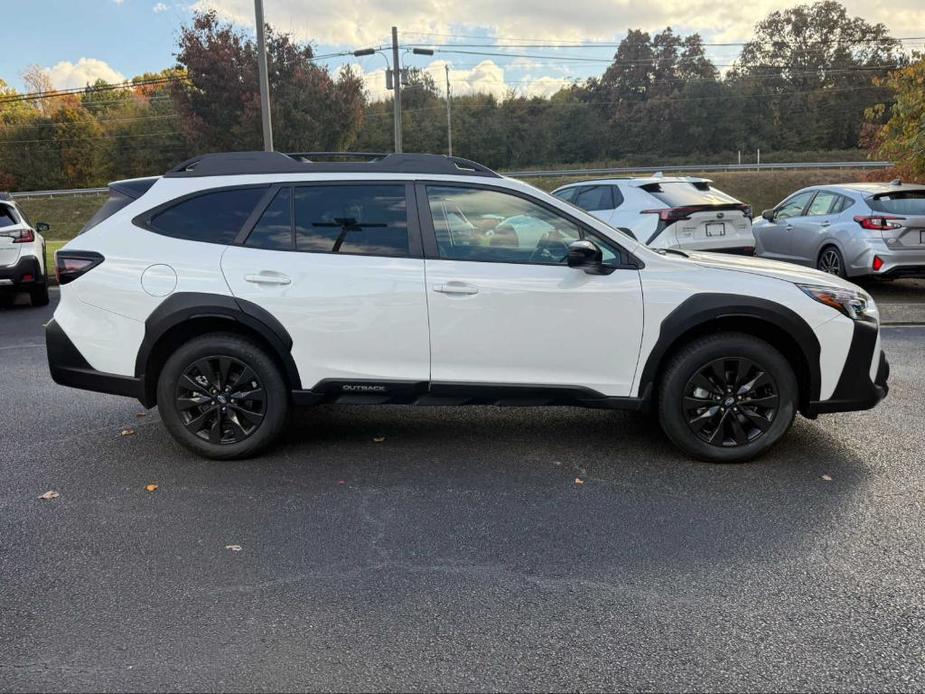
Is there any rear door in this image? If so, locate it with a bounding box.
[220,182,430,391]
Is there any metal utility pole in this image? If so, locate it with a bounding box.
[445,64,452,156]
[254,0,273,151]
[391,26,402,153]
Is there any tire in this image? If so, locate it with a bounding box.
[156,333,289,460]
[817,245,846,278]
[657,332,798,463]
[30,249,50,307]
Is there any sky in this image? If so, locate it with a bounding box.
[2,0,924,101]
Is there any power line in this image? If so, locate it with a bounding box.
[0,75,189,105]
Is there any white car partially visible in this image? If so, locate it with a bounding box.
[552,176,756,254]
[0,194,49,307]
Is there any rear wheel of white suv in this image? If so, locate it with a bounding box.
[658,333,798,463]
[156,333,289,460]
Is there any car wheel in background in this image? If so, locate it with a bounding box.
[817,245,847,278]
[156,333,289,460]
[657,332,798,463]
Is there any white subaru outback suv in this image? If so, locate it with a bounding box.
[46,152,889,463]
[0,193,50,306]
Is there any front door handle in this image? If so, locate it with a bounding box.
[784,224,793,231]
[819,221,831,228]
[245,272,291,286]
[433,282,479,295]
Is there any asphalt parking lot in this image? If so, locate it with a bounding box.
[1,292,924,692]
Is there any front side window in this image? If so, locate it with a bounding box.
[775,191,814,221]
[294,185,409,257]
[806,190,839,216]
[426,185,619,265]
[150,187,267,244]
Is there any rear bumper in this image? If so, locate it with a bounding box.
[879,265,925,279]
[804,320,889,416]
[46,319,148,404]
[0,255,42,289]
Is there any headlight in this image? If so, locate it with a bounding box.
[798,284,874,321]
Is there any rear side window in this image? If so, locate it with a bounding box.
[868,190,925,215]
[806,191,839,216]
[246,188,292,250]
[294,185,409,257]
[641,181,740,207]
[0,204,18,228]
[574,185,618,211]
[150,187,267,245]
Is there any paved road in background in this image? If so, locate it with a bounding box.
[1,295,923,692]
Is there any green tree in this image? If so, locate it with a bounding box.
[864,54,925,179]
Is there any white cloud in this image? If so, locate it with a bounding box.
[112,0,125,5]
[44,58,126,90]
[153,2,169,11]
[193,0,923,48]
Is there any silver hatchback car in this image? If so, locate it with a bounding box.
[753,181,925,279]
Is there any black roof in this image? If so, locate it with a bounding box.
[164,151,500,178]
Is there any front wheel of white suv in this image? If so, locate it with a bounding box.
[156,333,289,460]
[658,332,798,463]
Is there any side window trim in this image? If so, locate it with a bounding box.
[235,184,286,245]
[414,180,642,269]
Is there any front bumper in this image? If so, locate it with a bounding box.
[0,255,42,289]
[804,319,889,416]
[46,319,147,403]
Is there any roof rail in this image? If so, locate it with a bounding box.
[164,151,501,178]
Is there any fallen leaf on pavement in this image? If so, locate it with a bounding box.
[225,544,242,552]
[574,478,585,486]
[38,490,60,501]
[337,480,346,485]
[135,412,147,418]
[373,436,386,443]
[145,484,159,493]
[120,428,135,437]
[821,474,832,481]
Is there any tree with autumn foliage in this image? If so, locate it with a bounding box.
[864,55,925,180]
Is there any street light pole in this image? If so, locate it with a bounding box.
[445,64,452,156]
[254,0,273,151]
[391,26,402,153]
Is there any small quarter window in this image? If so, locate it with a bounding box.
[150,187,267,245]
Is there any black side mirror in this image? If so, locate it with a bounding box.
[616,226,637,241]
[567,240,611,275]
[36,222,50,233]
[761,209,774,222]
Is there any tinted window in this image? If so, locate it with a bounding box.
[246,188,292,250]
[641,181,739,207]
[868,190,925,215]
[0,204,18,229]
[295,185,409,257]
[426,185,619,265]
[553,187,578,203]
[81,190,134,234]
[806,190,839,216]
[151,187,267,244]
[775,191,814,220]
[574,185,615,211]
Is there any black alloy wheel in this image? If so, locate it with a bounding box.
[682,356,779,448]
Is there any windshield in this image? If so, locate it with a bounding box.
[868,190,925,215]
[640,181,740,207]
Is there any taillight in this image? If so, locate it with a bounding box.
[872,255,884,272]
[854,215,903,231]
[642,207,697,222]
[739,204,753,219]
[55,251,104,285]
[12,228,34,243]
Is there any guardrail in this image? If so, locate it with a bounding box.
[505,161,894,178]
[6,160,895,196]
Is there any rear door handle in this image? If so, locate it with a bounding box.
[245,272,291,286]
[433,282,479,295]
[785,224,793,231]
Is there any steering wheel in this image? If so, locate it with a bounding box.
[529,231,570,264]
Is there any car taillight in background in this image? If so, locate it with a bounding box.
[642,203,753,223]
[56,251,104,285]
[11,228,34,243]
[872,256,885,272]
[854,215,904,231]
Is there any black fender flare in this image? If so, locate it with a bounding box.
[636,293,822,405]
[135,292,301,391]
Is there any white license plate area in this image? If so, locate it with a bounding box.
[705,222,726,237]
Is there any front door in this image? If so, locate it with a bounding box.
[221,183,430,390]
[418,183,644,398]
[759,190,815,260]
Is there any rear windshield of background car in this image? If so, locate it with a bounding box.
[868,190,925,215]
[0,204,19,228]
[640,182,740,207]
[79,178,159,235]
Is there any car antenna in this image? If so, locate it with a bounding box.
[891,178,902,186]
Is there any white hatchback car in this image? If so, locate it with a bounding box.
[0,194,50,306]
[552,176,756,254]
[47,153,887,463]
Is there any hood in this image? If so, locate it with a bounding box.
[683,251,864,293]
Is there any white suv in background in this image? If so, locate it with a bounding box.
[552,176,756,254]
[0,194,50,306]
[47,152,887,463]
